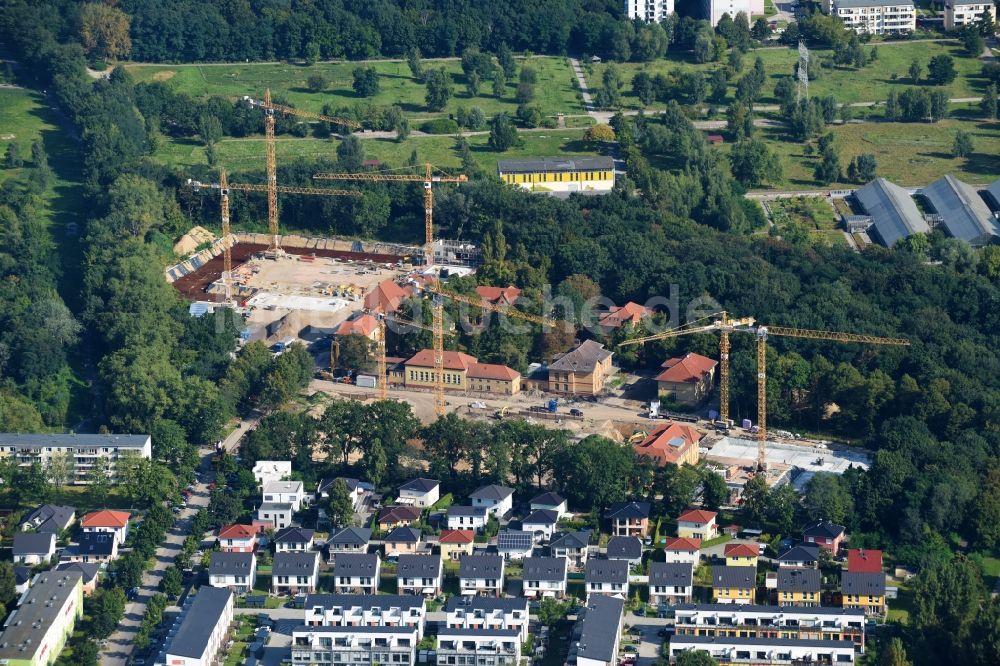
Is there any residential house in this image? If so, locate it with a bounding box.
[0,572,84,666]
[550,531,591,569]
[497,530,534,561]
[673,604,866,651]
[547,340,615,396]
[0,433,151,484]
[55,562,101,595]
[945,0,993,30]
[384,527,423,557]
[439,529,476,561]
[529,492,568,518]
[398,478,440,508]
[724,543,760,568]
[469,485,514,517]
[803,521,846,556]
[475,286,521,305]
[218,524,258,553]
[364,279,414,314]
[333,553,381,594]
[252,460,291,488]
[60,531,118,564]
[292,626,419,666]
[632,422,702,467]
[444,597,530,642]
[272,551,320,596]
[80,510,130,545]
[649,562,695,606]
[275,527,315,553]
[584,559,629,599]
[824,0,915,35]
[256,502,295,530]
[397,554,443,596]
[598,302,653,333]
[605,536,643,567]
[303,594,426,636]
[777,568,822,607]
[20,504,75,534]
[521,556,568,599]
[605,502,650,537]
[208,551,256,594]
[163,587,234,666]
[459,555,505,597]
[667,636,856,664]
[317,477,370,508]
[436,629,520,666]
[711,565,756,604]
[327,527,371,556]
[626,0,675,23]
[522,509,559,542]
[13,532,56,565]
[841,571,887,616]
[847,549,883,574]
[655,353,718,406]
[378,506,423,531]
[571,595,624,666]
[334,313,380,340]
[13,565,33,596]
[779,544,821,569]
[663,537,702,565]
[447,506,489,533]
[677,509,718,541]
[262,480,306,512]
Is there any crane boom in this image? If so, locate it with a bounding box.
[426,283,557,328]
[187,179,361,198]
[760,326,911,347]
[371,313,452,401]
[242,94,361,129]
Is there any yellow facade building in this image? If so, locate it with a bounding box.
[497,157,616,195]
[403,350,521,395]
[724,543,760,568]
[711,566,756,604]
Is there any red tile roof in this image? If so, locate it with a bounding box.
[335,314,379,338]
[633,422,702,466]
[81,510,130,529]
[724,543,759,558]
[439,529,475,544]
[468,362,520,382]
[405,349,478,371]
[656,353,719,384]
[364,280,413,314]
[678,509,718,525]
[219,524,258,540]
[663,537,702,551]
[598,302,652,329]
[847,549,883,574]
[475,286,522,305]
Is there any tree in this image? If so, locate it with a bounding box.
[633,71,655,106]
[492,66,507,99]
[424,68,453,111]
[952,130,974,158]
[537,598,570,625]
[85,456,112,505]
[729,138,782,187]
[701,470,730,510]
[327,478,356,527]
[4,143,22,168]
[79,3,132,60]
[962,27,985,57]
[0,562,15,608]
[70,639,99,666]
[515,82,535,104]
[928,55,957,86]
[159,565,183,598]
[752,17,772,41]
[741,474,770,522]
[848,153,877,183]
[307,73,328,92]
[407,48,423,80]
[802,473,852,524]
[197,113,222,150]
[552,435,635,513]
[88,587,126,638]
[337,135,364,171]
[488,113,520,151]
[909,59,922,85]
[978,8,996,37]
[676,652,719,666]
[498,42,517,79]
[30,138,48,171]
[981,83,998,120]
[303,41,320,66]
[46,449,75,496]
[467,71,481,97]
[352,67,380,97]
[879,637,912,666]
[584,124,615,143]
[814,138,842,185]
[912,556,984,660]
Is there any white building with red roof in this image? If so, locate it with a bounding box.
[663,537,702,564]
[218,524,258,553]
[677,509,718,541]
[633,422,701,467]
[656,353,718,406]
[80,510,131,545]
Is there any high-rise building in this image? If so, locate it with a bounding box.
[624,0,675,22]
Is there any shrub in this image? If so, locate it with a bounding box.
[420,118,460,134]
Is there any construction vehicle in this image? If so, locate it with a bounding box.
[185,170,360,304]
[313,163,468,267]
[242,90,362,252]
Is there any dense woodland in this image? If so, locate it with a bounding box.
[2,2,1000,664]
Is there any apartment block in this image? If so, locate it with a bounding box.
[0,434,151,485]
[303,595,426,638]
[824,0,915,34]
[444,597,530,642]
[944,0,992,30]
[291,626,418,666]
[436,629,521,666]
[163,588,235,666]
[624,0,675,21]
[0,572,83,666]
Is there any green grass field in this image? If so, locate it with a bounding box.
[767,196,847,247]
[593,40,986,108]
[718,118,1000,188]
[125,56,582,120]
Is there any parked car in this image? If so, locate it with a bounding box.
[570,408,584,417]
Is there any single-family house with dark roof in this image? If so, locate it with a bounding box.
[377,505,422,530]
[272,550,320,595]
[60,531,118,564]
[522,509,560,542]
[459,554,505,597]
[529,492,568,518]
[605,502,650,537]
[447,505,489,532]
[13,532,56,565]
[605,536,643,566]
[20,504,75,534]
[711,566,756,604]
[275,526,315,553]
[398,478,440,507]
[649,561,694,606]
[397,554,443,596]
[841,571,887,616]
[497,530,534,561]
[779,544,821,569]
[333,553,381,594]
[384,526,422,557]
[585,559,629,598]
[208,551,256,593]
[326,527,371,557]
[777,568,822,607]
[522,556,568,598]
[470,484,514,517]
[550,531,591,568]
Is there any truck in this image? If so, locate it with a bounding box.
[272,338,296,353]
[355,374,377,388]
[547,399,558,413]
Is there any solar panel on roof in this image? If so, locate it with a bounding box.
[498,531,533,550]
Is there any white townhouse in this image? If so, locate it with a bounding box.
[272,550,320,596]
[436,629,521,666]
[208,551,257,594]
[303,594,427,638]
[398,478,440,507]
[469,485,514,517]
[333,553,381,594]
[521,556,568,599]
[397,554,443,596]
[263,480,306,512]
[447,506,489,533]
[459,554,505,597]
[444,597,530,642]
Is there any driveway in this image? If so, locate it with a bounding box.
[100,448,214,666]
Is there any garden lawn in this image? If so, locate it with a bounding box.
[767,196,848,247]
[124,56,582,120]
[592,40,985,109]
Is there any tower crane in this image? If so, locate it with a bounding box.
[371,313,455,401]
[242,89,362,252]
[186,171,360,303]
[420,282,557,417]
[617,312,756,423]
[747,325,909,472]
[313,164,468,267]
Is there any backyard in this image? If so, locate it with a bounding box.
[767,196,846,247]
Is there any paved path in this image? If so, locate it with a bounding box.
[100,450,213,666]
[569,58,596,116]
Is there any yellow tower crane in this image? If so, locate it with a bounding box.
[747,325,909,471]
[242,90,362,252]
[313,164,468,267]
[370,313,455,401]
[186,172,361,303]
[422,282,557,417]
[617,312,756,423]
